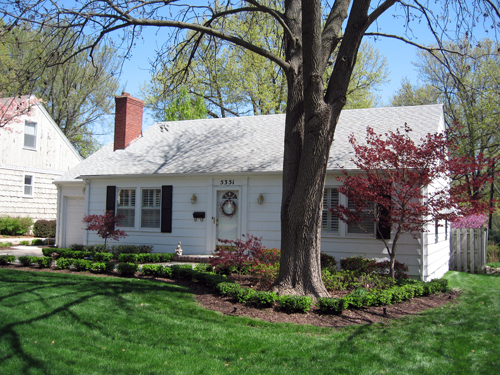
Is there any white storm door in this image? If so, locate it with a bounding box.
[216,189,240,244]
[64,197,86,247]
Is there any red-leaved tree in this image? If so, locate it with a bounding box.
[331,125,494,278]
[82,211,127,249]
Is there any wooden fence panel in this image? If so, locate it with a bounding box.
[450,228,488,274]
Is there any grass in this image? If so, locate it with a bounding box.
[0,242,13,248]
[1,269,499,374]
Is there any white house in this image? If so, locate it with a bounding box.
[54,93,450,280]
[0,96,82,224]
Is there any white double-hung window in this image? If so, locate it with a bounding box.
[23,175,33,197]
[141,189,161,228]
[24,121,37,149]
[117,189,136,227]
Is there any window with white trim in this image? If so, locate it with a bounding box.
[347,197,376,235]
[24,121,37,149]
[23,175,33,197]
[141,189,161,228]
[322,188,339,233]
[117,189,136,227]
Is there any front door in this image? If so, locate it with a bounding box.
[216,190,239,244]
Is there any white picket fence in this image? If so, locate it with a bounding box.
[450,228,489,274]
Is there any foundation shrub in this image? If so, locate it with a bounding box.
[141,264,160,276]
[345,288,368,308]
[70,244,86,251]
[171,264,195,279]
[36,257,53,268]
[194,263,212,272]
[340,256,409,279]
[31,239,44,246]
[195,272,227,288]
[235,287,256,304]
[249,290,278,307]
[93,252,113,262]
[249,262,279,288]
[117,262,138,276]
[216,282,241,298]
[278,295,313,314]
[320,252,337,272]
[56,257,73,269]
[317,297,349,314]
[33,219,56,238]
[73,259,92,271]
[0,216,33,236]
[137,253,159,263]
[90,262,107,273]
[19,240,30,245]
[18,255,34,266]
[0,255,15,265]
[118,253,138,263]
[109,245,154,258]
[157,253,175,262]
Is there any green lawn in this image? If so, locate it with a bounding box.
[1,269,499,374]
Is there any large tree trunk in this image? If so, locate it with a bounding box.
[274,0,375,297]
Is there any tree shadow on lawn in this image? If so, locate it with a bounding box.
[0,269,192,375]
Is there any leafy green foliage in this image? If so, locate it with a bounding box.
[31,239,44,246]
[0,255,15,265]
[17,256,34,266]
[317,297,349,315]
[118,254,138,263]
[72,259,92,271]
[117,262,138,276]
[277,295,313,314]
[33,220,56,238]
[36,257,53,268]
[320,252,337,272]
[249,290,278,308]
[19,240,30,245]
[56,257,73,270]
[0,216,33,236]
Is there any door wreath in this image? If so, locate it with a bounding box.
[220,198,237,218]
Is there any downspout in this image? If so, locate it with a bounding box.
[55,185,62,247]
[84,179,90,246]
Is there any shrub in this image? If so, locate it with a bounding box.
[317,297,349,314]
[156,253,174,262]
[90,262,107,273]
[19,240,30,245]
[105,262,116,272]
[210,234,265,275]
[0,216,33,236]
[0,255,15,265]
[278,295,313,314]
[253,248,281,264]
[194,263,212,272]
[141,264,160,276]
[70,244,86,251]
[33,219,56,238]
[93,252,113,262]
[171,264,195,279]
[249,262,279,288]
[31,239,44,246]
[235,287,256,304]
[341,256,377,274]
[216,282,241,297]
[487,244,500,263]
[109,244,153,258]
[73,259,92,271]
[249,290,278,307]
[320,252,337,272]
[117,262,138,276]
[321,269,347,291]
[0,242,13,248]
[118,253,138,263]
[194,272,227,288]
[18,255,34,266]
[56,257,73,270]
[36,257,53,268]
[136,253,159,263]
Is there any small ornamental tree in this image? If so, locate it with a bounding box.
[82,210,127,249]
[451,214,488,229]
[0,95,42,128]
[331,125,494,278]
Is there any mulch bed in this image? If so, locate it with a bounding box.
[0,264,460,327]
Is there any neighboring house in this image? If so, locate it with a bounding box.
[0,96,82,225]
[54,92,449,280]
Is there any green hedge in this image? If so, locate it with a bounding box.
[0,255,16,265]
[33,219,56,238]
[278,295,313,314]
[0,216,33,236]
[117,262,138,276]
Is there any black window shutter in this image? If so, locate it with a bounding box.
[376,195,391,240]
[106,186,116,214]
[161,185,173,233]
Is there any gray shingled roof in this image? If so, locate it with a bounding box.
[56,104,444,182]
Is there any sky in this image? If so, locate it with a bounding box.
[95,2,491,146]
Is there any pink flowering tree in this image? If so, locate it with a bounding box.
[331,125,493,278]
[0,95,42,128]
[82,210,127,249]
[451,215,488,229]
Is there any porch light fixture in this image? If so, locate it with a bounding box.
[191,194,197,204]
[257,193,264,205]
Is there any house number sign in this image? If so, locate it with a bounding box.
[220,179,235,185]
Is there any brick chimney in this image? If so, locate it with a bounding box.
[114,92,144,151]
